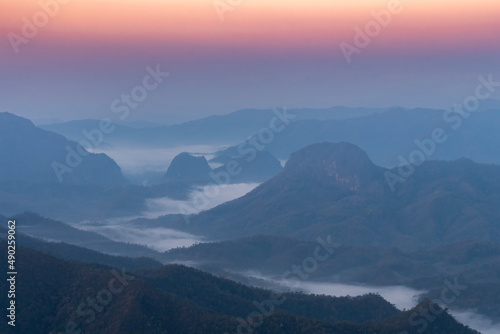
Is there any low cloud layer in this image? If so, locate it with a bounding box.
[451,310,500,334]
[280,280,425,311]
[74,183,259,251]
[75,222,203,252]
[280,280,499,334]
[143,183,260,218]
[89,145,224,176]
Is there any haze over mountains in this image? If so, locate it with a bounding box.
[2,106,500,333]
[38,106,386,147]
[217,106,500,167]
[5,0,500,331]
[0,243,481,334]
[164,235,500,322]
[0,112,124,185]
[164,151,283,185]
[146,142,500,250]
[39,102,500,168]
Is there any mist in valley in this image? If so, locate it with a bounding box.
[144,183,260,217]
[292,281,500,334]
[74,222,203,252]
[72,182,259,251]
[451,310,500,334]
[239,272,500,334]
[71,143,260,252]
[88,145,226,183]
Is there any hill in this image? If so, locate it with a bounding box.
[163,151,283,185]
[38,106,386,147]
[0,112,124,185]
[0,246,479,334]
[8,212,163,259]
[0,180,190,222]
[164,235,500,320]
[217,108,500,167]
[0,221,161,271]
[163,152,213,184]
[147,142,500,250]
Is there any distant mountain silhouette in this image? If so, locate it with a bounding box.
[0,112,124,185]
[38,106,386,147]
[0,179,190,222]
[39,104,500,167]
[217,107,500,167]
[163,152,212,184]
[150,142,500,250]
[164,151,283,185]
[478,98,500,111]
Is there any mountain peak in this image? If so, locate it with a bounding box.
[0,112,35,131]
[164,153,212,184]
[283,142,382,189]
[0,112,124,185]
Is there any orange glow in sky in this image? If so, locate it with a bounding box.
[1,0,499,53]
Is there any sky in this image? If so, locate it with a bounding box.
[1,0,500,124]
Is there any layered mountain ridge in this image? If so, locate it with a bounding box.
[0,112,124,185]
[147,142,500,250]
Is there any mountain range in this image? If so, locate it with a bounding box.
[3,110,500,333]
[164,235,500,321]
[5,214,499,324]
[38,106,387,148]
[145,142,500,250]
[39,104,500,168]
[164,151,283,185]
[217,107,500,167]
[0,112,124,185]
[0,243,480,334]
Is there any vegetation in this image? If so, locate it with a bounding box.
[0,245,480,334]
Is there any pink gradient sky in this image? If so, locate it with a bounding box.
[1,0,500,123]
